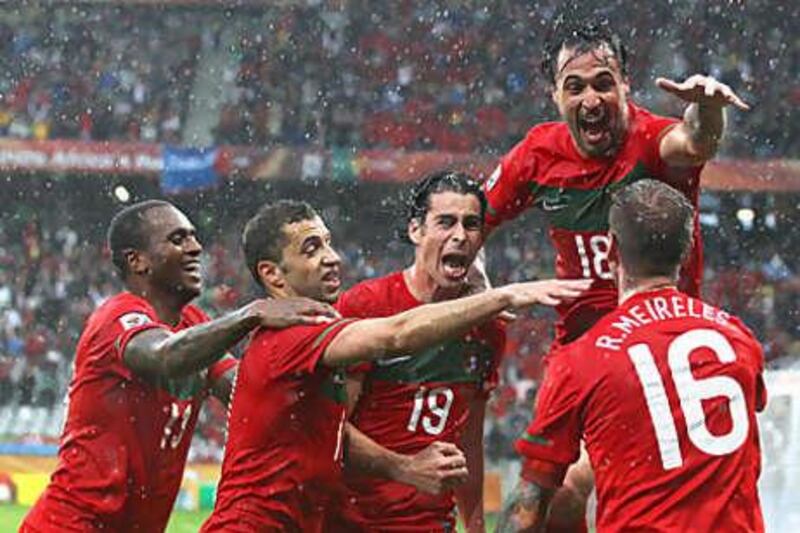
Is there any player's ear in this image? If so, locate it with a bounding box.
[125,248,150,276]
[257,260,285,292]
[407,218,423,245]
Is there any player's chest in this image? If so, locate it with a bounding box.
[532,158,653,232]
[368,334,497,386]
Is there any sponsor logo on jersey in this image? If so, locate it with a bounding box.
[376,354,413,367]
[541,198,568,212]
[485,165,502,191]
[119,312,152,330]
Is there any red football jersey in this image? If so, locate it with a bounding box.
[517,288,765,532]
[201,319,354,533]
[335,271,506,531]
[484,103,703,346]
[23,292,234,532]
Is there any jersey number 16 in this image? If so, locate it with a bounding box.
[628,328,749,470]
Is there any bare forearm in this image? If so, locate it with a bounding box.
[683,102,726,159]
[495,480,554,533]
[390,289,510,354]
[346,423,408,479]
[129,307,258,379]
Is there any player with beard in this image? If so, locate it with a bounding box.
[330,171,503,532]
[480,16,749,531]
[21,200,336,533]
[497,180,765,532]
[201,200,589,532]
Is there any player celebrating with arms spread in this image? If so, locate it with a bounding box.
[497,180,766,532]
[22,200,335,533]
[481,16,749,528]
[335,171,504,532]
[201,200,589,532]
[484,17,749,346]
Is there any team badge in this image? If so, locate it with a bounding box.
[119,312,152,330]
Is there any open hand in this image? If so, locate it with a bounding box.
[656,75,750,111]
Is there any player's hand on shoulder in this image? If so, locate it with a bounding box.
[399,441,469,495]
[656,75,750,111]
[245,297,340,328]
[502,279,592,309]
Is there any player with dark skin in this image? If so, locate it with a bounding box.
[22,200,337,533]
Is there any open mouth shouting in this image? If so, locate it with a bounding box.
[578,108,613,149]
[441,252,469,281]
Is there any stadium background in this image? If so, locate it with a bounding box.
[0,1,797,530]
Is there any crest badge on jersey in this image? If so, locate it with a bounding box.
[486,165,502,191]
[119,312,152,330]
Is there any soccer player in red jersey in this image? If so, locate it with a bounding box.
[21,200,336,533]
[497,180,766,532]
[332,171,504,532]
[480,18,750,529]
[201,200,590,533]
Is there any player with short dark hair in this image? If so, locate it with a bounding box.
[480,14,750,529]
[333,170,501,532]
[497,180,766,532]
[201,199,590,532]
[21,200,336,533]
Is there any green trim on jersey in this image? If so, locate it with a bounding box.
[321,368,348,404]
[531,161,653,232]
[370,337,496,385]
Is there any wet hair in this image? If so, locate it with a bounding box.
[107,199,174,277]
[242,200,319,285]
[541,12,628,83]
[401,170,486,243]
[609,179,694,278]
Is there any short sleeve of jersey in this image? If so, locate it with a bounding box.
[251,319,357,376]
[113,306,168,368]
[515,349,583,471]
[484,131,538,231]
[634,107,680,175]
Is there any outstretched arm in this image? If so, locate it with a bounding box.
[495,479,556,533]
[323,279,590,366]
[656,74,750,166]
[124,298,338,380]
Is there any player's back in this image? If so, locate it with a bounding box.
[569,287,765,532]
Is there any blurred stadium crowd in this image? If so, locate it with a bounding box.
[0,1,797,156]
[1,179,798,461]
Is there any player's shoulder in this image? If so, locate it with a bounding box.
[628,101,679,134]
[181,303,211,326]
[90,292,157,329]
[337,271,405,317]
[520,121,570,150]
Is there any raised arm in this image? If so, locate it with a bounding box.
[124,298,338,380]
[322,279,590,366]
[656,75,750,166]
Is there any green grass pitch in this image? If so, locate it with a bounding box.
[2,505,498,531]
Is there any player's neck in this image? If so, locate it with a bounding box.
[403,265,463,303]
[619,275,677,305]
[128,282,186,326]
